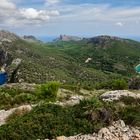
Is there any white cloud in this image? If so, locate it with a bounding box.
[0,0,16,9]
[45,0,61,5]
[115,22,124,27]
[54,3,140,26]
[20,8,51,21]
[20,8,59,22]
[0,0,140,37]
[0,0,60,26]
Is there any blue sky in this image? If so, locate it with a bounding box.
[0,0,140,40]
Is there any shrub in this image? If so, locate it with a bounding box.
[119,105,140,126]
[0,97,113,139]
[112,79,128,90]
[0,87,24,97]
[0,92,13,109]
[60,84,80,92]
[13,93,37,104]
[36,81,60,101]
[6,107,30,123]
[95,79,128,90]
[119,96,140,106]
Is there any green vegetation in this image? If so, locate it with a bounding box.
[2,36,140,87]
[36,81,60,101]
[6,107,30,123]
[0,33,140,139]
[118,96,140,126]
[0,81,59,109]
[95,79,128,90]
[0,96,139,139]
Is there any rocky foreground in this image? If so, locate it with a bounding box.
[0,87,140,139]
[56,120,140,140]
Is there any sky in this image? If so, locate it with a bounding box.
[0,0,140,40]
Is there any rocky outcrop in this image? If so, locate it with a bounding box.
[7,58,22,83]
[0,30,23,83]
[0,49,12,67]
[0,30,19,42]
[100,90,140,101]
[55,35,82,42]
[55,95,84,106]
[58,120,140,140]
[0,105,32,126]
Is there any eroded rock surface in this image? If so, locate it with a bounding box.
[59,120,140,140]
[100,90,140,101]
[0,105,32,126]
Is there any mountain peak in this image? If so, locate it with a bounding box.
[0,30,19,42]
[54,35,82,41]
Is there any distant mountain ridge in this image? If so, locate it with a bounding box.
[22,35,42,43]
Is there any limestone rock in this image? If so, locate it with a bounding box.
[0,30,19,42]
[0,105,32,126]
[56,136,66,140]
[61,120,140,140]
[100,90,140,101]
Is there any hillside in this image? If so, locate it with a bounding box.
[0,31,118,86]
[0,31,140,88]
[49,35,140,76]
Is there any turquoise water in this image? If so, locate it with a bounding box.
[135,64,140,73]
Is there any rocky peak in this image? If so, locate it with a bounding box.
[55,35,82,41]
[22,35,41,43]
[0,30,19,42]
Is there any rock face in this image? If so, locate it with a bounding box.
[0,30,22,83]
[55,35,82,41]
[55,95,84,106]
[62,120,140,140]
[100,90,140,101]
[0,49,12,67]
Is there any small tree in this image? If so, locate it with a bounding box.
[37,81,60,101]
